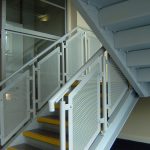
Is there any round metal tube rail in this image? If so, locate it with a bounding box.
[0,27,81,87]
[49,48,105,112]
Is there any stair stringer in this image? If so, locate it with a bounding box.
[73,0,149,97]
[89,90,139,150]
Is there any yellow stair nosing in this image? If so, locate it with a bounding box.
[37,117,60,125]
[71,81,80,87]
[64,92,69,97]
[55,104,60,109]
[23,131,60,146]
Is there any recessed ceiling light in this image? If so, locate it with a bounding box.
[38,14,49,22]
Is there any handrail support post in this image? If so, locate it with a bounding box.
[60,100,66,150]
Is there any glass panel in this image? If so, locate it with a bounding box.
[6,0,65,36]
[37,47,60,109]
[46,0,65,7]
[0,71,30,145]
[5,31,53,77]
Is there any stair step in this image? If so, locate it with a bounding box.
[23,129,61,147]
[37,116,60,125]
[71,80,80,88]
[55,103,60,110]
[7,143,41,150]
[64,81,80,97]
[89,0,125,9]
[127,49,150,67]
[115,25,150,51]
[64,92,70,97]
[99,0,150,31]
[137,68,150,82]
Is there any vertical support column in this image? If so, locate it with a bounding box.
[1,0,6,80]
[32,64,36,118]
[64,0,67,34]
[0,96,4,145]
[62,41,66,85]
[60,100,66,150]
[107,55,111,114]
[81,31,85,69]
[102,53,108,132]
[68,96,73,150]
[84,31,88,75]
[84,31,88,62]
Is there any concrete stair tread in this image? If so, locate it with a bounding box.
[23,129,61,146]
[7,143,42,150]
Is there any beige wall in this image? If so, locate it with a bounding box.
[77,12,90,30]
[67,0,90,31]
[67,0,77,32]
[119,98,150,143]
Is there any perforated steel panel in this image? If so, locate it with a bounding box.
[87,31,102,59]
[86,31,102,74]
[37,47,60,108]
[108,58,128,116]
[69,71,100,150]
[0,71,30,145]
[66,32,84,80]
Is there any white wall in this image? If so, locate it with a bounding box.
[119,98,150,144]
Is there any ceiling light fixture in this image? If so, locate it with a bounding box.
[38,14,49,22]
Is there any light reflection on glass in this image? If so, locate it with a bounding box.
[5,93,12,101]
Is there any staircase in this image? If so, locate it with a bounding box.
[8,110,62,150]
[0,26,140,150]
[7,81,87,150]
[74,0,150,97]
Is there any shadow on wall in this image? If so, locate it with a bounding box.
[112,98,150,150]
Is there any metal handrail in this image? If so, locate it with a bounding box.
[0,27,82,87]
[49,47,105,112]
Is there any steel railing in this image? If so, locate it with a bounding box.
[0,25,130,150]
[0,27,84,145]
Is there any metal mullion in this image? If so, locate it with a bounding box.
[32,64,37,118]
[5,29,57,42]
[40,0,66,10]
[5,23,60,41]
[1,0,7,80]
